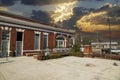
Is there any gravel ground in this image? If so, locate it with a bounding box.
[0,56,120,80]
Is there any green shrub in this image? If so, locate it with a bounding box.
[70,43,84,57]
[45,52,62,59]
[71,43,80,52]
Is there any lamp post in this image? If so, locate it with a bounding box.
[108,16,111,54]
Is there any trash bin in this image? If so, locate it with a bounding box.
[84,45,92,57]
[10,51,16,57]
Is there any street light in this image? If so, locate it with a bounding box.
[108,16,111,54]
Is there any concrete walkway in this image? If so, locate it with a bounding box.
[0,56,120,80]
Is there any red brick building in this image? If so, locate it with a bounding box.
[0,12,75,57]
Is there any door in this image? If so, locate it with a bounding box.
[16,41,22,56]
[16,32,23,56]
[1,40,9,57]
[1,30,10,57]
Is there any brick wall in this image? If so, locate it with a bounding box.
[10,28,17,51]
[23,29,34,50]
[48,33,56,49]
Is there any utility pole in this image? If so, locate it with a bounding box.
[108,16,111,54]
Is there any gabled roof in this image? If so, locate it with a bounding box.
[0,11,75,34]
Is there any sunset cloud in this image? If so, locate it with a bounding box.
[50,1,77,24]
[76,3,120,32]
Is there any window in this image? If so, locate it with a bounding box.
[57,40,65,48]
[43,35,48,49]
[56,37,65,48]
[34,34,40,50]
[17,32,23,41]
[2,30,10,40]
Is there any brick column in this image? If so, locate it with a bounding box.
[53,32,56,48]
[66,35,69,48]
[10,28,17,51]
[40,32,44,50]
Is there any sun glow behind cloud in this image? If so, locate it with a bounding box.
[50,1,77,24]
[0,7,8,11]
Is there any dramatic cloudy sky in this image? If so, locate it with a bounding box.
[0,0,120,42]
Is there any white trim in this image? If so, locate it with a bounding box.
[1,26,4,30]
[43,32,48,35]
[0,26,12,31]
[56,35,66,39]
[54,32,57,35]
[8,31,11,56]
[22,31,24,55]
[16,28,25,32]
[9,28,12,31]
[47,34,48,48]
[5,27,8,30]
[0,22,74,35]
[67,34,70,37]
[34,31,41,34]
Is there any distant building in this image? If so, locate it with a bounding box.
[91,42,118,49]
[0,12,75,57]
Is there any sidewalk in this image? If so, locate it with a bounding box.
[0,56,120,80]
